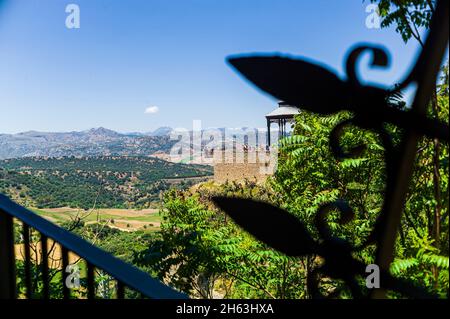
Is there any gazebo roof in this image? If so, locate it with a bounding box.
[265,102,300,120]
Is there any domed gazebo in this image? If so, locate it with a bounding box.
[266,101,300,146]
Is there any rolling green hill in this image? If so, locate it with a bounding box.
[0,156,212,209]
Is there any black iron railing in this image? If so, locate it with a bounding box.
[0,194,187,299]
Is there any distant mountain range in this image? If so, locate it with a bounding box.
[0,127,177,159]
[124,126,174,137]
[0,126,271,160]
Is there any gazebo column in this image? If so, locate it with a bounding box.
[277,119,280,140]
[265,102,300,148]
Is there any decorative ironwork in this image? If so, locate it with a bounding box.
[213,0,449,298]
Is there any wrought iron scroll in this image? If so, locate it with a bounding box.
[213,0,449,299]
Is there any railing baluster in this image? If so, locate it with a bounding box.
[0,194,187,299]
[40,234,49,299]
[117,281,124,299]
[87,262,95,299]
[22,224,32,299]
[61,246,70,299]
[0,210,16,299]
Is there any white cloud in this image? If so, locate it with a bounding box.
[144,106,159,114]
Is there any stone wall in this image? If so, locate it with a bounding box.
[213,150,275,184]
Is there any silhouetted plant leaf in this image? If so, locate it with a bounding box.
[212,196,317,256]
[227,55,348,114]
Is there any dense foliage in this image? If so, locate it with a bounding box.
[369,0,435,44]
[136,183,308,298]
[136,64,448,298]
[0,156,212,209]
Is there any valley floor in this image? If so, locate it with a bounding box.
[30,207,162,232]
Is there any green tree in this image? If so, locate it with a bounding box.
[136,185,308,299]
[369,0,435,45]
[369,0,447,288]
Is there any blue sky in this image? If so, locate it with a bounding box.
[0,0,428,133]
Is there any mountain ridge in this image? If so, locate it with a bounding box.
[0,127,177,160]
[0,126,268,160]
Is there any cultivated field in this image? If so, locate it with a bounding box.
[30,207,162,232]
